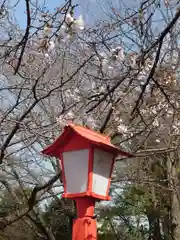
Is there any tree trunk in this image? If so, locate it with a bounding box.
[147,186,162,240]
[162,212,171,240]
[147,211,161,240]
[167,153,180,240]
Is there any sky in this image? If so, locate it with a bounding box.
[9,0,170,35]
[9,0,105,29]
[11,0,71,28]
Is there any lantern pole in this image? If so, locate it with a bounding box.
[72,197,97,240]
[41,123,132,240]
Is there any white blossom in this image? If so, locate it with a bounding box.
[102,59,109,71]
[44,53,49,58]
[48,41,55,52]
[117,47,124,61]
[74,15,84,30]
[66,110,75,119]
[138,70,147,80]
[61,24,66,30]
[56,116,67,128]
[64,89,80,102]
[92,82,96,89]
[0,8,6,18]
[128,56,136,67]
[108,65,113,70]
[152,118,159,127]
[150,107,157,115]
[167,109,173,117]
[164,0,169,7]
[111,47,124,62]
[99,52,107,58]
[44,26,51,35]
[99,86,106,92]
[66,13,74,24]
[86,116,98,129]
[115,117,123,122]
[117,124,128,133]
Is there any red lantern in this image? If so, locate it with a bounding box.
[42,123,131,240]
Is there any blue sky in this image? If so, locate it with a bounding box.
[11,0,70,28]
[10,0,168,33]
[10,0,104,29]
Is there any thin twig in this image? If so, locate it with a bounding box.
[14,0,31,74]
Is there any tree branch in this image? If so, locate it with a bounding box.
[14,0,31,74]
[0,172,61,230]
[130,7,180,115]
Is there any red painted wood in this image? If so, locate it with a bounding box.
[72,218,97,240]
[72,198,97,240]
[41,123,132,157]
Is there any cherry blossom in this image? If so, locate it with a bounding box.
[0,7,6,18]
[111,47,124,62]
[152,118,159,127]
[74,15,84,30]
[44,41,55,58]
[66,12,74,24]
[66,110,75,120]
[44,24,52,35]
[47,41,55,52]
[56,116,67,128]
[117,124,128,133]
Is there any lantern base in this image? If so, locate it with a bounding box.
[75,197,96,218]
[72,217,97,240]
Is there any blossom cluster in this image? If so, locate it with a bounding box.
[39,12,85,58]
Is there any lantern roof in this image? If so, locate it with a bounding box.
[42,123,132,157]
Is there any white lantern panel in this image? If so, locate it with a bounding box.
[92,149,113,196]
[63,149,89,193]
